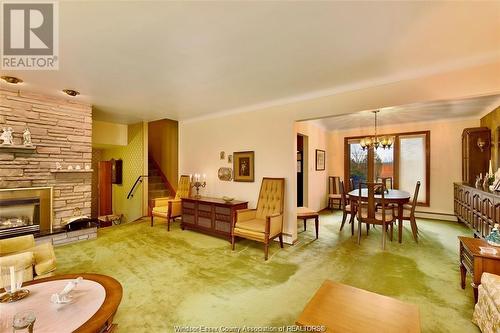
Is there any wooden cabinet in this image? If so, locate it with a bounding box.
[454,182,499,238]
[181,197,248,241]
[462,127,490,184]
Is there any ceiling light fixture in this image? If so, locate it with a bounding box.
[62,89,80,97]
[1,76,23,84]
[359,110,394,151]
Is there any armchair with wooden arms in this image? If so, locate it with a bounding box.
[231,177,285,260]
[151,175,191,231]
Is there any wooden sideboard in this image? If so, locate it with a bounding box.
[181,197,248,241]
[454,182,499,238]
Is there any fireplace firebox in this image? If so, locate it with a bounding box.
[0,187,52,238]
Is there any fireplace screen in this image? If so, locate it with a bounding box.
[0,187,52,238]
[0,198,40,236]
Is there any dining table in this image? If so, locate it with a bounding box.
[347,188,411,243]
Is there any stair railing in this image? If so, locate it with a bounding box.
[127,175,148,199]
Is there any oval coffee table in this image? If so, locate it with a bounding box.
[0,273,122,333]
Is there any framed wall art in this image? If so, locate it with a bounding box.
[315,149,325,171]
[233,151,254,182]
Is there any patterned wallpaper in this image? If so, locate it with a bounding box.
[102,123,145,223]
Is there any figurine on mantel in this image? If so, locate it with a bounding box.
[0,127,13,145]
[486,224,500,247]
[22,128,32,146]
[475,174,483,189]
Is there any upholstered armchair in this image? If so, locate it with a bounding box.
[151,175,191,230]
[0,234,57,288]
[231,177,285,260]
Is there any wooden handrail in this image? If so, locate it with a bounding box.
[127,175,148,199]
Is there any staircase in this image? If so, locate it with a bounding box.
[148,161,171,206]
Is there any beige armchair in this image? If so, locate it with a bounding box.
[231,177,285,260]
[0,234,57,287]
[151,175,191,230]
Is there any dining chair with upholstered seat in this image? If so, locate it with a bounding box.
[339,181,355,235]
[151,175,191,230]
[232,177,285,260]
[328,176,341,211]
[357,182,395,249]
[401,181,421,243]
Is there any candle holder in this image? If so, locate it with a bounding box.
[191,180,206,198]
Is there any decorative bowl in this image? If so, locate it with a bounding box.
[222,196,234,203]
[487,240,500,247]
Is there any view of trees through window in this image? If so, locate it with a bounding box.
[346,131,429,205]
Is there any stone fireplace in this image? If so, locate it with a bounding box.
[0,88,92,231]
[0,187,52,237]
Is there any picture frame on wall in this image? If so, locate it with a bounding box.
[233,151,255,182]
[315,149,325,171]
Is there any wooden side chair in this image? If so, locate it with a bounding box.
[328,176,341,211]
[376,177,393,190]
[401,181,421,243]
[232,178,285,260]
[151,175,191,230]
[339,181,355,235]
[357,182,395,249]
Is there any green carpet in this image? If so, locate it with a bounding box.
[55,211,479,333]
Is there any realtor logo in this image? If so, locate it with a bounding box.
[1,1,59,70]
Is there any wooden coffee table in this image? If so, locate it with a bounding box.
[296,280,421,333]
[297,207,319,239]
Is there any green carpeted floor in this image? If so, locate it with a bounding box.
[55,211,479,333]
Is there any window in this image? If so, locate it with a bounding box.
[399,134,428,204]
[348,140,368,190]
[345,131,430,206]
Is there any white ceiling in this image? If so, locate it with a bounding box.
[1,1,500,123]
[310,94,500,131]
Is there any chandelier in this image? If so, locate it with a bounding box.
[359,110,394,150]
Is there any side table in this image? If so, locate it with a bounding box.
[458,236,500,303]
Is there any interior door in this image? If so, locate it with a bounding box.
[98,161,113,216]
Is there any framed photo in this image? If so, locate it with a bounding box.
[315,149,325,171]
[233,151,254,182]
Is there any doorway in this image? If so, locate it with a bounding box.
[297,134,308,207]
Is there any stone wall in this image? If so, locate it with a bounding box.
[0,88,93,227]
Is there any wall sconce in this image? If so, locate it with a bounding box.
[477,137,489,152]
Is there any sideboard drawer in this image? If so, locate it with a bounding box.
[215,206,231,215]
[215,220,231,233]
[182,214,195,224]
[198,204,212,212]
[198,217,212,228]
[183,201,195,209]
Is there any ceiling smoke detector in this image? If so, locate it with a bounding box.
[62,89,80,97]
[1,76,23,84]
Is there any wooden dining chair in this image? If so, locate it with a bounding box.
[328,176,341,211]
[357,182,395,249]
[401,181,421,243]
[376,177,393,190]
[339,181,355,235]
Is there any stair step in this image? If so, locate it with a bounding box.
[148,170,160,176]
[149,182,167,190]
[149,189,169,197]
[148,176,162,183]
